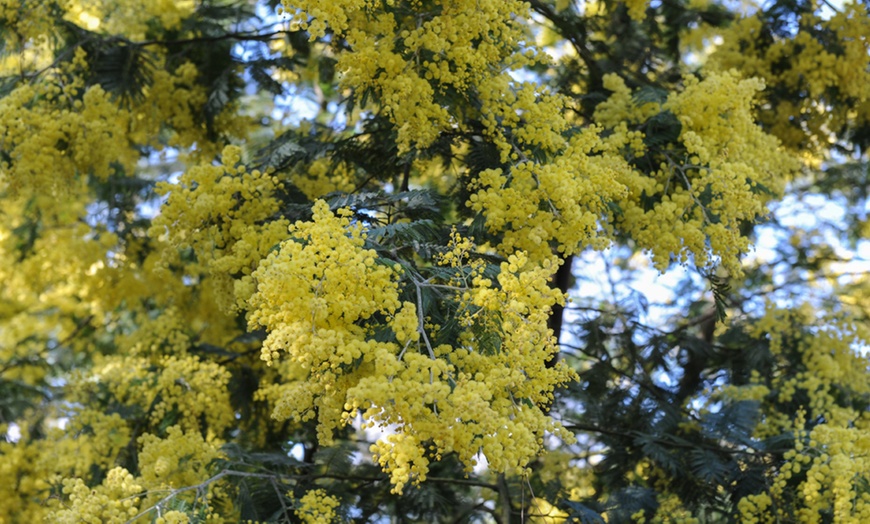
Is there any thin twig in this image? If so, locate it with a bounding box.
[270,477,292,523]
[138,30,291,47]
[411,277,437,360]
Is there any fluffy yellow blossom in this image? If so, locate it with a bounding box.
[469,126,629,262]
[733,305,870,522]
[291,157,356,200]
[137,426,224,491]
[64,0,195,38]
[0,436,54,522]
[0,0,840,520]
[605,71,797,273]
[622,0,647,22]
[628,493,698,524]
[707,4,870,159]
[49,410,132,478]
[155,511,191,524]
[153,145,290,311]
[45,426,232,523]
[296,489,340,524]
[0,38,236,197]
[352,245,577,491]
[54,467,143,524]
[247,200,405,443]
[73,354,236,438]
[249,212,574,492]
[594,73,661,127]
[0,62,136,193]
[282,0,542,153]
[128,58,226,153]
[0,0,60,55]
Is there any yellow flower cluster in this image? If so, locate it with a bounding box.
[246,200,405,440]
[282,0,538,153]
[468,127,629,262]
[736,492,773,524]
[55,409,132,477]
[745,419,870,523]
[137,425,224,492]
[0,2,258,520]
[535,449,597,501]
[296,489,340,524]
[152,145,290,311]
[731,306,870,522]
[782,423,870,523]
[65,0,196,38]
[54,467,144,524]
[278,0,794,281]
[76,354,236,438]
[622,0,648,22]
[593,73,661,128]
[748,306,870,434]
[0,0,830,519]
[280,0,368,40]
[706,4,870,159]
[630,493,699,524]
[291,157,356,201]
[4,352,234,521]
[130,59,216,153]
[117,307,191,357]
[0,185,117,317]
[0,429,54,522]
[464,69,646,264]
[0,42,240,196]
[602,71,796,273]
[477,76,570,162]
[53,426,225,523]
[247,207,574,492]
[349,241,576,491]
[155,511,191,524]
[0,0,58,50]
[0,51,137,194]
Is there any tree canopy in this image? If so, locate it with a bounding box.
[1,0,869,522]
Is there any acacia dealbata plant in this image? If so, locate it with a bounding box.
[1,0,869,522]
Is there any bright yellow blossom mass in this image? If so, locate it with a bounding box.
[0,0,868,522]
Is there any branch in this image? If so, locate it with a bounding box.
[428,476,499,491]
[138,30,292,48]
[497,474,513,524]
[564,421,762,456]
[818,0,842,14]
[124,467,501,522]
[526,0,599,82]
[269,477,292,523]
[125,470,232,523]
[25,41,87,81]
[22,26,292,84]
[0,315,94,377]
[411,277,438,360]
